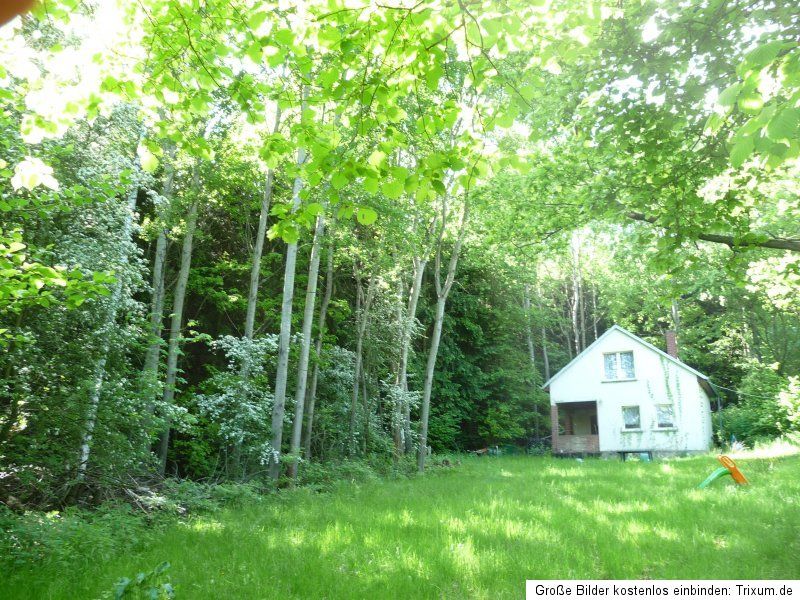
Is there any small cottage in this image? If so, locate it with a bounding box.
[542,325,714,457]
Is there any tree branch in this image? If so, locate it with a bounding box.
[626,211,800,253]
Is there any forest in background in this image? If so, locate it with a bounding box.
[0,0,799,512]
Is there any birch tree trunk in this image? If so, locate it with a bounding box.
[76,175,140,483]
[142,230,168,393]
[243,107,282,345]
[401,257,426,454]
[287,211,325,479]
[303,238,334,459]
[267,137,307,480]
[243,171,275,342]
[417,195,468,473]
[571,234,582,354]
[156,165,201,475]
[591,281,599,341]
[523,284,536,370]
[541,326,551,374]
[392,277,405,458]
[538,295,551,382]
[142,150,175,417]
[361,363,370,454]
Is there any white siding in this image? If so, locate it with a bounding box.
[549,328,712,452]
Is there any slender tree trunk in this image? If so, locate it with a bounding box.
[535,282,551,382]
[303,238,334,459]
[76,176,140,482]
[571,235,582,354]
[348,274,363,454]
[671,299,681,336]
[591,281,599,341]
[243,171,275,342]
[523,283,539,437]
[268,126,307,480]
[560,287,574,361]
[142,151,175,420]
[142,231,168,390]
[541,321,551,382]
[361,364,370,454]
[523,284,536,370]
[228,110,282,477]
[156,165,201,475]
[287,211,325,479]
[417,195,468,473]
[392,277,405,459]
[243,107,282,345]
[417,296,446,472]
[348,268,376,456]
[401,257,426,454]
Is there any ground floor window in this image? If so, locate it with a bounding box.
[656,404,675,428]
[622,405,640,429]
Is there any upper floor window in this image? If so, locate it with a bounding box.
[604,351,635,380]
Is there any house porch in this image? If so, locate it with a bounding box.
[551,401,599,455]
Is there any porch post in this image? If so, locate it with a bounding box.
[550,404,559,453]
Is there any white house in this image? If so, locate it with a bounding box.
[542,325,714,457]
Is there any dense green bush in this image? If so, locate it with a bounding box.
[715,363,799,446]
[0,503,148,569]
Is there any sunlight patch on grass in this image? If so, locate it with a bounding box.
[187,519,224,532]
[544,465,582,477]
[287,529,306,547]
[449,537,480,573]
[652,525,679,541]
[317,522,354,552]
[499,518,526,540]
[444,516,467,534]
[731,439,800,459]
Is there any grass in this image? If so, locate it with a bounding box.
[4,453,800,599]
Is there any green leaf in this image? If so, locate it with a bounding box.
[305,202,324,216]
[356,207,377,226]
[717,83,741,108]
[273,29,294,46]
[331,172,349,190]
[281,223,299,244]
[766,108,800,142]
[425,63,443,92]
[739,40,788,76]
[730,135,754,168]
[737,91,764,114]
[367,151,385,168]
[381,178,404,199]
[363,176,379,194]
[337,204,354,220]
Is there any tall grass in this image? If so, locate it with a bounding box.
[3,453,800,599]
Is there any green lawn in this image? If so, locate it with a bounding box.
[5,453,800,599]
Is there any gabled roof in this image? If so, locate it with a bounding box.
[541,324,710,391]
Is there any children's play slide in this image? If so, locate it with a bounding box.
[698,455,749,489]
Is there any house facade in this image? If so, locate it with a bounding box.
[542,325,714,456]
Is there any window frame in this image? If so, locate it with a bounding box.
[655,404,676,429]
[621,405,641,431]
[603,350,636,381]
